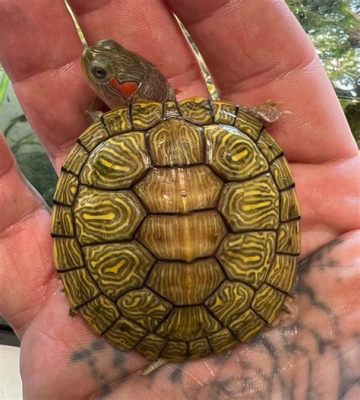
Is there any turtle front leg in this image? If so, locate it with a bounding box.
[239,101,290,124]
[85,97,108,123]
[271,296,299,328]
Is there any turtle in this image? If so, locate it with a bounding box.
[51,1,300,365]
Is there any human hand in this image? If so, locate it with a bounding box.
[0,0,359,398]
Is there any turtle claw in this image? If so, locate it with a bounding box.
[241,101,289,124]
[271,296,299,327]
[142,358,168,375]
[85,110,104,123]
[69,308,78,317]
[85,96,108,123]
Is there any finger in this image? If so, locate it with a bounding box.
[167,0,358,162]
[293,156,360,256]
[0,0,207,171]
[21,294,147,399]
[0,134,55,336]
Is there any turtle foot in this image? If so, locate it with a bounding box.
[271,296,299,327]
[142,358,168,376]
[85,110,104,123]
[241,101,290,124]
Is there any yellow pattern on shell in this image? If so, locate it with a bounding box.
[51,98,301,362]
[80,132,150,189]
[73,187,146,245]
[136,211,226,262]
[148,119,204,166]
[219,174,279,231]
[147,258,225,305]
[134,165,223,213]
[217,231,276,287]
[205,125,269,181]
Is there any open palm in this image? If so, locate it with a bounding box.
[0,1,359,399]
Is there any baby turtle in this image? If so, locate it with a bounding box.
[51,1,300,365]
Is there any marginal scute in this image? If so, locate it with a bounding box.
[117,288,172,331]
[251,284,285,324]
[218,174,279,231]
[53,238,83,270]
[80,132,150,189]
[137,211,226,262]
[51,205,74,237]
[205,125,269,181]
[234,109,263,140]
[62,144,88,175]
[156,306,221,341]
[73,187,146,245]
[104,317,147,351]
[270,157,294,190]
[60,268,100,308]
[161,340,187,361]
[229,309,265,342]
[132,100,163,129]
[188,338,211,359]
[136,333,166,361]
[103,106,132,135]
[78,121,109,151]
[163,100,179,118]
[277,220,301,254]
[53,172,78,206]
[148,119,204,166]
[83,242,154,299]
[147,258,225,305]
[205,281,254,325]
[266,254,297,293]
[52,98,301,361]
[280,188,300,222]
[179,97,213,124]
[79,295,120,335]
[208,328,238,354]
[212,101,236,125]
[217,232,276,287]
[134,166,223,214]
[257,130,283,162]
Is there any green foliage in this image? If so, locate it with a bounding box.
[287,0,360,97]
[16,150,56,206]
[0,70,9,107]
[4,116,57,206]
[342,100,360,146]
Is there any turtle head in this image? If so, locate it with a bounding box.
[82,39,147,108]
[65,0,175,108]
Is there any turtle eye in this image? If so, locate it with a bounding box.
[91,66,108,80]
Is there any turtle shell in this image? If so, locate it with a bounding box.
[51,97,300,362]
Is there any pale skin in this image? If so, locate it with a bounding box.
[0,0,359,399]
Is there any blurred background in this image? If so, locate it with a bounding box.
[0,0,359,346]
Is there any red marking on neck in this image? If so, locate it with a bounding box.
[110,78,138,98]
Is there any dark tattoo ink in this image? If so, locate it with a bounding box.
[169,365,184,383]
[71,341,111,397]
[66,239,360,400]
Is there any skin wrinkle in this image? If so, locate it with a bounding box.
[0,1,82,83]
[220,50,318,99]
[168,0,234,26]
[168,0,316,90]
[0,187,45,234]
[70,0,115,16]
[0,210,55,335]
